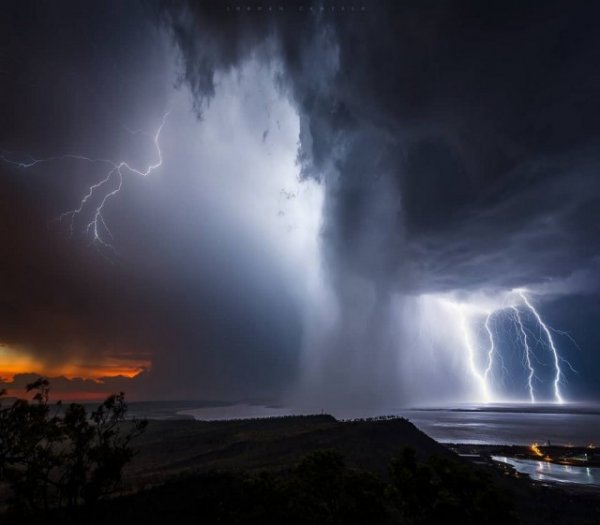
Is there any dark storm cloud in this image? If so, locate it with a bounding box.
[0,0,302,400]
[3,0,600,404]
[161,0,600,294]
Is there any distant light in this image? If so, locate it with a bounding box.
[530,443,544,457]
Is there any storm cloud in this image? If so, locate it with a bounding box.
[1,0,600,406]
[159,0,600,406]
[0,1,304,401]
[162,0,600,293]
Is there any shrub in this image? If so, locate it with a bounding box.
[0,378,146,516]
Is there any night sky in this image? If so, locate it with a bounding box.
[1,0,599,407]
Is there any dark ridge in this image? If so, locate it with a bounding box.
[125,415,452,486]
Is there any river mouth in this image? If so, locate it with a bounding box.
[493,455,600,486]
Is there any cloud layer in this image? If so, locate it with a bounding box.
[1,1,600,404]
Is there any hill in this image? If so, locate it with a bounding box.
[124,415,453,488]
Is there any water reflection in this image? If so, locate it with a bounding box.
[493,456,600,486]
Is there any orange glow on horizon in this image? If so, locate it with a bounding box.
[0,344,150,382]
[51,360,149,380]
[0,346,44,379]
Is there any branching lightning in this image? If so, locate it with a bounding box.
[448,288,577,404]
[457,305,490,402]
[515,289,566,404]
[511,305,536,402]
[1,113,168,252]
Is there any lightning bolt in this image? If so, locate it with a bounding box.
[490,312,511,383]
[457,305,490,402]
[515,289,567,404]
[446,290,576,405]
[511,305,536,403]
[483,312,497,383]
[1,113,168,252]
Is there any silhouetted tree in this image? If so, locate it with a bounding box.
[0,379,146,517]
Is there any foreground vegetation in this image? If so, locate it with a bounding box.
[2,383,600,524]
[0,380,146,516]
[6,446,516,525]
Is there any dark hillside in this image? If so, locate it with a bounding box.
[125,415,453,487]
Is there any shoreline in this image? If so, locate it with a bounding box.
[449,443,600,467]
[447,442,600,491]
